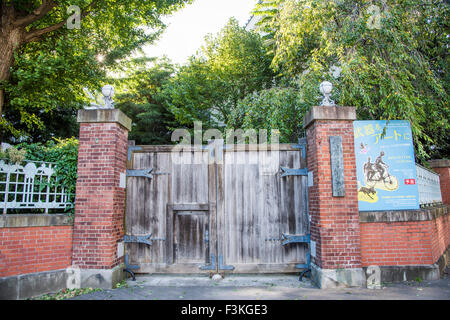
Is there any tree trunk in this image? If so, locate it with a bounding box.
[0,23,24,134]
[0,1,67,142]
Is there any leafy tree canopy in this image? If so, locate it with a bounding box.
[229,86,308,143]
[164,18,274,129]
[0,0,191,142]
[253,0,449,162]
[115,57,179,145]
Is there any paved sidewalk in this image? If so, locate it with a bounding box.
[71,270,450,300]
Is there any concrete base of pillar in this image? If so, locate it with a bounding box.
[0,269,68,300]
[311,263,366,289]
[363,247,449,283]
[77,264,125,290]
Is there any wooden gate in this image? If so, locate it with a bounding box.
[125,141,309,274]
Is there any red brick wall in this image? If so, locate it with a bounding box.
[0,226,72,277]
[71,122,128,270]
[432,167,450,205]
[307,120,362,269]
[360,214,449,266]
[431,214,450,263]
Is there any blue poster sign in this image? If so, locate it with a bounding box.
[353,120,420,211]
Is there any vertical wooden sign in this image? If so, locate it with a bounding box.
[329,136,345,197]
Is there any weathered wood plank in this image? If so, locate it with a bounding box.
[208,156,218,271]
[174,212,207,263]
[132,143,305,154]
[216,162,225,270]
[165,204,174,264]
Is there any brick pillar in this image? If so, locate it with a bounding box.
[72,109,131,289]
[429,159,450,205]
[303,106,365,288]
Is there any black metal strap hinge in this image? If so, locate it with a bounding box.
[123,234,166,246]
[126,169,170,179]
[127,169,153,179]
[280,233,311,282]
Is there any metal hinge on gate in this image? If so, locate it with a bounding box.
[280,233,311,281]
[122,234,164,281]
[126,168,170,179]
[128,146,142,161]
[281,233,310,246]
[280,167,308,177]
[127,169,153,179]
[292,137,307,159]
[123,234,166,246]
[282,138,308,177]
[123,253,139,281]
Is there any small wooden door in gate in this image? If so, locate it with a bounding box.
[125,143,309,273]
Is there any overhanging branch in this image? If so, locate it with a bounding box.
[23,0,99,44]
[24,20,66,43]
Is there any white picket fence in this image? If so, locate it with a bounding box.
[0,159,72,214]
[416,163,442,206]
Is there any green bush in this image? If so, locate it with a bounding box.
[229,87,308,143]
[17,138,79,216]
[0,147,27,164]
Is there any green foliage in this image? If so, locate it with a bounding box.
[33,287,102,300]
[118,18,276,144]
[230,86,307,143]
[1,0,192,142]
[3,32,100,142]
[114,280,129,289]
[164,18,274,129]
[18,138,79,215]
[163,57,220,129]
[252,0,283,56]
[116,57,179,145]
[253,0,449,163]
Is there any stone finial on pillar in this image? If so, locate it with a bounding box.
[303,102,366,288]
[71,108,131,289]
